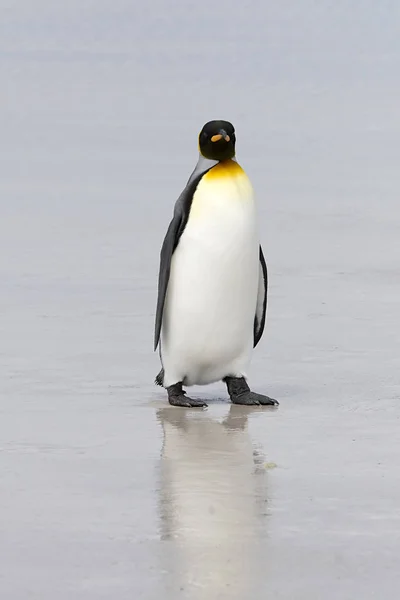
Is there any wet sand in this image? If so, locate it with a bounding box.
[2,2,400,598]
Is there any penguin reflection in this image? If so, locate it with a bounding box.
[157,406,270,599]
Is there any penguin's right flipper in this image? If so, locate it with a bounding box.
[153,159,216,351]
[154,204,182,352]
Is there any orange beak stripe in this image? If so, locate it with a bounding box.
[211,134,231,143]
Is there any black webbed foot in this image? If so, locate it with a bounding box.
[167,382,207,408]
[224,376,279,406]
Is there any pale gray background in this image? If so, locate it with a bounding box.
[1,1,400,598]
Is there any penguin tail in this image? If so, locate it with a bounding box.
[155,369,164,387]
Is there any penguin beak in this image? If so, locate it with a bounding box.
[211,130,230,143]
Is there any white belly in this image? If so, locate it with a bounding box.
[161,164,259,387]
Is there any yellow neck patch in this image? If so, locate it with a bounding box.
[189,158,253,220]
[204,159,245,181]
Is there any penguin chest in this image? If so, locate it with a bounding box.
[164,164,259,354]
[183,166,258,276]
[188,163,257,250]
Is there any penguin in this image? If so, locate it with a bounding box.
[154,120,278,408]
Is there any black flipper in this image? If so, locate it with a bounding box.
[154,158,216,351]
[253,245,268,347]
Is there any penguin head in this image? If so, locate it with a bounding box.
[198,120,236,161]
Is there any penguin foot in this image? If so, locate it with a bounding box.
[167,382,207,408]
[155,369,164,386]
[233,391,279,406]
[224,376,279,406]
[169,396,208,408]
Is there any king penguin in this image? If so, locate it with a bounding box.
[154,120,278,408]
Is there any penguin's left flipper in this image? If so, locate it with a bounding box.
[253,245,268,347]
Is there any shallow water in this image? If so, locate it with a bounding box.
[1,2,400,598]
